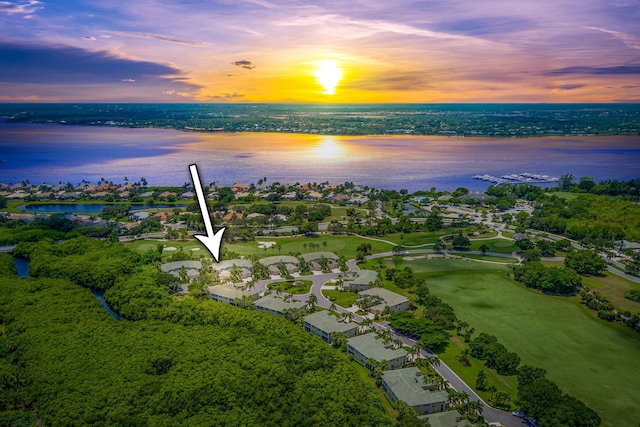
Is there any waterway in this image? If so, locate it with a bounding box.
[13,257,29,277]
[16,203,185,214]
[2,122,639,192]
[91,289,121,321]
[11,256,120,320]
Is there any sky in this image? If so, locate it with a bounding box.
[0,0,639,103]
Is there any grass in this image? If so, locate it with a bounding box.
[467,238,518,254]
[453,253,519,263]
[267,280,312,294]
[322,289,359,307]
[582,273,640,315]
[383,229,459,246]
[438,336,518,409]
[126,240,210,260]
[397,257,640,427]
[223,235,392,259]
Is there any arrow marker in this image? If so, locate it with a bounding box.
[189,164,226,262]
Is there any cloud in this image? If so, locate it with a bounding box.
[232,60,255,69]
[121,79,136,83]
[83,36,96,41]
[543,65,640,76]
[345,72,432,91]
[585,26,640,50]
[106,30,204,46]
[0,0,41,15]
[208,92,245,100]
[554,84,586,91]
[0,42,195,87]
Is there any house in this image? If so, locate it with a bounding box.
[303,311,359,344]
[259,256,299,275]
[231,183,250,193]
[382,367,448,415]
[130,211,151,221]
[307,191,323,201]
[210,259,253,280]
[357,288,410,314]
[347,333,408,370]
[208,284,260,305]
[180,191,195,199]
[254,295,307,316]
[343,269,378,292]
[160,260,202,279]
[158,191,177,199]
[222,211,244,221]
[300,252,340,271]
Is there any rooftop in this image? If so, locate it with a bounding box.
[208,284,260,300]
[348,333,408,361]
[382,367,449,406]
[300,252,339,263]
[359,288,408,307]
[344,269,378,285]
[259,255,299,266]
[304,310,358,334]
[254,294,306,312]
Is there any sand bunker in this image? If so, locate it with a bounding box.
[163,246,177,251]
[258,241,276,249]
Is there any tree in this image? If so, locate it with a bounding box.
[479,244,490,255]
[564,250,606,275]
[475,369,488,391]
[0,195,7,209]
[558,173,575,190]
[451,233,471,250]
[307,293,318,309]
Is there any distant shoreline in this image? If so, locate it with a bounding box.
[1,103,638,138]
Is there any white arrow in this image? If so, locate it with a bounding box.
[189,164,226,262]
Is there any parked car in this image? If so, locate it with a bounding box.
[511,411,525,418]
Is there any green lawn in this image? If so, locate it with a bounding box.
[439,336,518,409]
[582,274,640,315]
[383,229,459,246]
[452,253,519,263]
[322,289,359,307]
[223,235,392,259]
[399,258,640,427]
[467,238,518,254]
[267,280,312,294]
[126,239,210,260]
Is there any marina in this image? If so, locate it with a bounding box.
[472,173,560,185]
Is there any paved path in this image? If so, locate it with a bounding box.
[254,256,524,426]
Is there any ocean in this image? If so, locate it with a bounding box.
[2,121,639,192]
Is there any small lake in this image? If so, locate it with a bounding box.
[16,203,186,214]
[13,257,29,277]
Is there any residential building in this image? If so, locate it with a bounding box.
[347,333,408,370]
[343,269,378,292]
[254,295,306,316]
[381,367,448,415]
[208,284,260,306]
[303,311,358,343]
[357,288,410,314]
[160,260,202,279]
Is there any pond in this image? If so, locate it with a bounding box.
[16,203,186,214]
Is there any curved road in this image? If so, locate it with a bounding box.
[253,254,526,427]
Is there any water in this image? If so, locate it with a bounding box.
[13,257,29,277]
[91,289,121,321]
[16,203,186,214]
[2,122,639,192]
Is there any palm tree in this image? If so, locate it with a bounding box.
[457,348,471,367]
[330,302,337,312]
[307,293,318,309]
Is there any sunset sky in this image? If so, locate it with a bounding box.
[1,0,639,103]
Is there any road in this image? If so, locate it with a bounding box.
[252,255,526,426]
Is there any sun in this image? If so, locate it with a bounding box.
[314,60,343,95]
